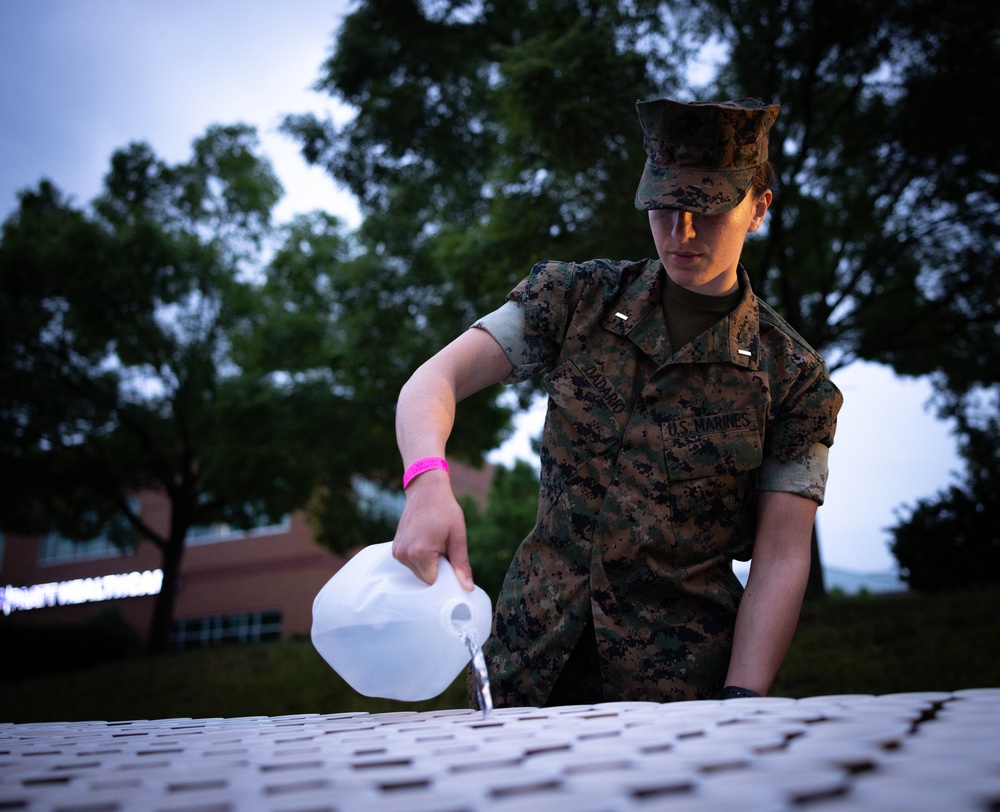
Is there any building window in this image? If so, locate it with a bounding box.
[37,532,125,564]
[171,610,282,650]
[186,515,291,545]
[36,500,140,565]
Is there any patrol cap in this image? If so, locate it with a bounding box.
[634,97,780,214]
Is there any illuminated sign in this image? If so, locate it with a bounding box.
[1,570,163,616]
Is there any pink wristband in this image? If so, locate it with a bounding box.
[402,456,450,489]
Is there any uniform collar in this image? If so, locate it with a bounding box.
[601,261,760,369]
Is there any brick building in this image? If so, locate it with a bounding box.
[0,461,492,648]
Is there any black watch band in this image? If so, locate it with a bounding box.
[721,685,760,699]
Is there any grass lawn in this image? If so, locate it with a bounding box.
[772,585,1000,697]
[2,587,998,724]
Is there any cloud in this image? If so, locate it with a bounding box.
[0,0,355,221]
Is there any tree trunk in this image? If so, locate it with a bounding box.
[804,521,827,601]
[147,531,186,653]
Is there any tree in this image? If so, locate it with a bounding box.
[708,0,999,380]
[0,126,342,651]
[287,0,1000,597]
[0,121,516,652]
[701,0,1000,593]
[889,420,1000,592]
[247,210,514,555]
[283,0,703,321]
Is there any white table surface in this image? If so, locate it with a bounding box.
[2,689,998,811]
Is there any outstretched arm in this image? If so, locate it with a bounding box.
[724,490,817,695]
[393,327,513,589]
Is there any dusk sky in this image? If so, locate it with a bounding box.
[1,1,964,575]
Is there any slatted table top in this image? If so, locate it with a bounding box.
[2,689,998,811]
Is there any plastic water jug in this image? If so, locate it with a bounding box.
[311,541,493,702]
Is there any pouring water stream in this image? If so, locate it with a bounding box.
[461,627,494,718]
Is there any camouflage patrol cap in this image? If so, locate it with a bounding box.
[634,97,780,214]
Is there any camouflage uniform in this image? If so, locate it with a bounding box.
[478,258,843,706]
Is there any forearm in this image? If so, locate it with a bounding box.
[392,328,513,586]
[396,362,459,467]
[725,491,817,695]
[725,548,810,694]
[395,327,513,466]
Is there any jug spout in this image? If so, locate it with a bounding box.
[440,595,475,634]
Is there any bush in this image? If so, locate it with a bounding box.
[0,609,142,682]
[891,487,999,592]
[890,421,1000,593]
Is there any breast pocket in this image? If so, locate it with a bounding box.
[660,410,763,564]
[538,355,625,513]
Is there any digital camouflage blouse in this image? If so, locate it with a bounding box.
[478,258,843,706]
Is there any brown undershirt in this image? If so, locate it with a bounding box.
[662,275,743,351]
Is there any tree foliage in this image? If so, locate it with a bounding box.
[0,123,516,651]
[288,0,1000,591]
[283,0,714,327]
[705,0,1000,388]
[289,0,997,373]
[890,419,1000,592]
[701,0,1000,588]
[0,126,300,650]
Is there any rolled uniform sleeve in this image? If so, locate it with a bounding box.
[472,259,580,383]
[758,443,830,505]
[472,301,541,383]
[508,260,579,342]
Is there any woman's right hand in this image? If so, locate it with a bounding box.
[392,326,513,593]
[391,468,475,591]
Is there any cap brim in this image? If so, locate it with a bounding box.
[634,161,756,214]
